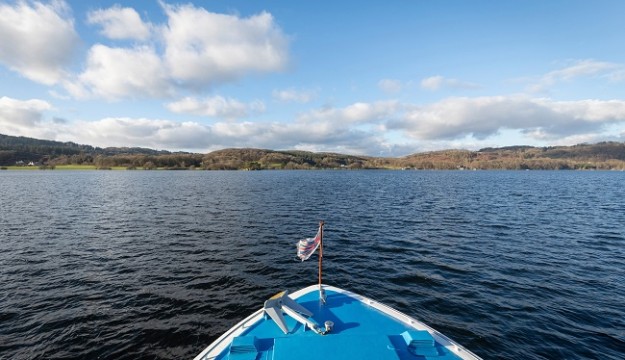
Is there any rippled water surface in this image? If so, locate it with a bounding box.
[1,170,624,359]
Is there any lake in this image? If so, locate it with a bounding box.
[1,170,623,359]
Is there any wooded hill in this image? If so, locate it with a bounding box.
[2,133,625,170]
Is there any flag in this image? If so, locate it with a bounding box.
[296,226,321,261]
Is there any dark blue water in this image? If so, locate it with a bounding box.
[1,170,624,359]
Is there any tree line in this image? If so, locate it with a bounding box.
[2,133,625,170]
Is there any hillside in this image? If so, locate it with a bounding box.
[2,133,625,170]
[398,143,625,170]
[201,148,372,170]
[0,134,186,168]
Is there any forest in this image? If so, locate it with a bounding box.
[2,133,625,170]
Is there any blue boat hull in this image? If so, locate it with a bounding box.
[194,285,481,360]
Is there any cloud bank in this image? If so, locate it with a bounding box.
[5,93,625,156]
[167,96,265,118]
[394,96,625,141]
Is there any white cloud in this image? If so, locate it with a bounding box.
[5,94,625,157]
[166,96,265,119]
[46,115,383,154]
[378,79,403,93]
[544,60,617,81]
[528,59,623,92]
[2,97,395,155]
[0,0,79,84]
[208,120,385,155]
[272,88,317,103]
[58,117,212,150]
[60,3,291,100]
[87,5,151,41]
[420,75,479,91]
[0,96,59,139]
[392,96,625,141]
[162,3,289,88]
[0,96,52,126]
[69,44,172,100]
[420,76,444,90]
[298,101,400,124]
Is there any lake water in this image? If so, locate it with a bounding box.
[1,170,623,359]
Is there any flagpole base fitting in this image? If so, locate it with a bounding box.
[324,321,334,333]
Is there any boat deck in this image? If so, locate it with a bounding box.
[197,285,479,360]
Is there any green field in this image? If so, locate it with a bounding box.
[2,166,41,170]
[57,165,132,170]
[55,165,97,170]
[1,165,131,170]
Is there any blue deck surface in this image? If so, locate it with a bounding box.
[216,289,462,360]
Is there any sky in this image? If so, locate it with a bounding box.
[1,0,625,156]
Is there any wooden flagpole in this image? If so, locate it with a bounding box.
[318,220,325,302]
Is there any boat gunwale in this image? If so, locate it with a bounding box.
[193,284,482,360]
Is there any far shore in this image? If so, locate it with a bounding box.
[2,165,624,172]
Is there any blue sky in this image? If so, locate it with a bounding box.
[1,0,625,156]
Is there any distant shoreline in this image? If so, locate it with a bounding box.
[2,133,625,171]
[2,165,624,172]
